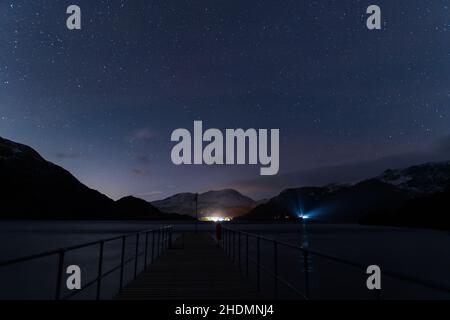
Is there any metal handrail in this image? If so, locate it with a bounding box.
[0,225,174,300]
[221,226,450,299]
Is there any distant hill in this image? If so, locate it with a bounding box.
[115,196,194,220]
[0,137,192,220]
[240,161,450,228]
[152,189,256,218]
[237,186,331,221]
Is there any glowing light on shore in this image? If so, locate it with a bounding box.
[200,216,232,222]
[296,210,311,220]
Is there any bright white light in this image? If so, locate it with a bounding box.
[200,216,232,222]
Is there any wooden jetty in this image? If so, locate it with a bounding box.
[116,232,263,300]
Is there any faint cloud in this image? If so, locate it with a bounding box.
[134,191,164,197]
[130,128,154,142]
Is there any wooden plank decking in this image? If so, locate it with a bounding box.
[116,232,263,300]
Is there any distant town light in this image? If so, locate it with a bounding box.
[200,216,232,222]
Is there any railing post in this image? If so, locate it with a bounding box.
[223,227,227,251]
[152,231,155,262]
[161,228,164,251]
[303,251,310,299]
[257,237,261,292]
[224,228,227,253]
[96,241,104,300]
[144,232,149,268]
[225,230,230,256]
[134,233,139,278]
[159,228,162,255]
[169,227,173,249]
[157,229,161,257]
[233,230,236,262]
[229,229,232,257]
[162,228,168,252]
[225,228,228,254]
[274,241,278,299]
[167,228,170,249]
[223,229,228,254]
[227,229,230,254]
[119,236,126,289]
[246,234,249,277]
[55,249,65,300]
[165,228,168,249]
[238,232,241,270]
[160,228,163,254]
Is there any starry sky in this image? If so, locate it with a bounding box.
[1,0,450,201]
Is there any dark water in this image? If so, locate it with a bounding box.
[0,221,449,300]
[231,223,450,300]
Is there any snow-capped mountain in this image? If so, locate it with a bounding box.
[378,161,450,194]
[241,161,450,223]
[152,189,256,218]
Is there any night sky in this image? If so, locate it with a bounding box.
[1,0,450,201]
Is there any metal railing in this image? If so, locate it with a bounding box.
[0,225,173,300]
[221,227,450,300]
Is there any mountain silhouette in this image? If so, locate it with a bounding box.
[377,161,450,194]
[239,180,410,222]
[152,189,256,218]
[116,196,193,220]
[240,161,450,229]
[3,135,449,227]
[0,137,191,220]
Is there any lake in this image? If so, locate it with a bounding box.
[0,221,449,300]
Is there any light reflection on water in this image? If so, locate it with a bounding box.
[300,221,313,273]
